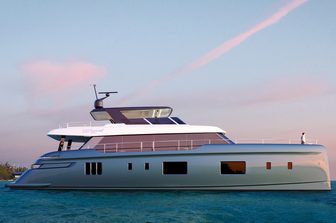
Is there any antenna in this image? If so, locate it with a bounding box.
[92,85,118,109]
[99,91,118,97]
[93,84,98,100]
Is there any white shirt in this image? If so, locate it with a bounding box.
[301,134,306,144]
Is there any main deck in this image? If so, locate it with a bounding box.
[8,144,331,190]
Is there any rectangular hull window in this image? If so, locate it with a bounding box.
[163,162,187,175]
[85,162,90,175]
[266,162,271,170]
[145,163,149,170]
[91,162,97,175]
[85,162,103,175]
[97,162,102,175]
[128,163,132,170]
[221,161,246,174]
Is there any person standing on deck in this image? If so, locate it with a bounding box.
[301,132,306,144]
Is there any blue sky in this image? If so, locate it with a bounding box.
[0,0,336,178]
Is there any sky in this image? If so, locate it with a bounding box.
[0,0,335,178]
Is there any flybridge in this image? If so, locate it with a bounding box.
[90,107,186,125]
[90,85,186,125]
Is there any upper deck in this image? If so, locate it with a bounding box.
[48,89,232,150]
[49,102,228,142]
[48,123,227,142]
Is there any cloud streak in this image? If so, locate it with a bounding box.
[118,0,307,105]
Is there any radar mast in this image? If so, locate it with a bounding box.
[93,84,118,109]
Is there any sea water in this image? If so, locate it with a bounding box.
[0,181,335,223]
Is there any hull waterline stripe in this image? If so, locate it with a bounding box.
[7,180,329,190]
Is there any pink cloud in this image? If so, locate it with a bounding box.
[21,60,106,113]
[118,0,307,104]
[22,60,106,96]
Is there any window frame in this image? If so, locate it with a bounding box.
[220,161,246,175]
[162,161,188,175]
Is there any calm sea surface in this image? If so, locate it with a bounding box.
[0,181,335,223]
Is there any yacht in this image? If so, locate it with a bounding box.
[6,87,331,190]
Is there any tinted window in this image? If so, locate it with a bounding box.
[85,162,90,175]
[145,163,149,170]
[85,162,102,175]
[163,162,187,174]
[91,162,97,175]
[128,118,149,124]
[97,162,102,175]
[147,118,175,124]
[128,163,132,170]
[92,133,228,152]
[218,133,235,144]
[266,162,271,170]
[171,117,186,124]
[221,161,246,174]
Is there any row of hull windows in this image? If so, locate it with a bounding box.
[85,162,102,175]
[128,162,190,174]
[84,161,294,175]
[83,161,246,175]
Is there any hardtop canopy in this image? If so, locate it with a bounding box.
[90,106,174,124]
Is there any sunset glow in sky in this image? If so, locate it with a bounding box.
[0,0,335,178]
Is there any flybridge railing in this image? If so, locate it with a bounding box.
[58,122,110,128]
[233,139,319,145]
[87,138,319,153]
[90,139,228,153]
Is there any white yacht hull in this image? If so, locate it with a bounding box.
[7,144,331,191]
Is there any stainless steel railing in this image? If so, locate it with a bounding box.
[233,139,318,144]
[90,139,228,153]
[58,121,110,128]
[88,138,319,153]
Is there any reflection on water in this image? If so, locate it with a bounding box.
[1,182,335,223]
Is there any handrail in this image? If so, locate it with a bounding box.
[89,139,227,153]
[86,138,319,153]
[58,121,109,128]
[233,139,318,144]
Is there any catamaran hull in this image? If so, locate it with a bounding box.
[6,144,331,191]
